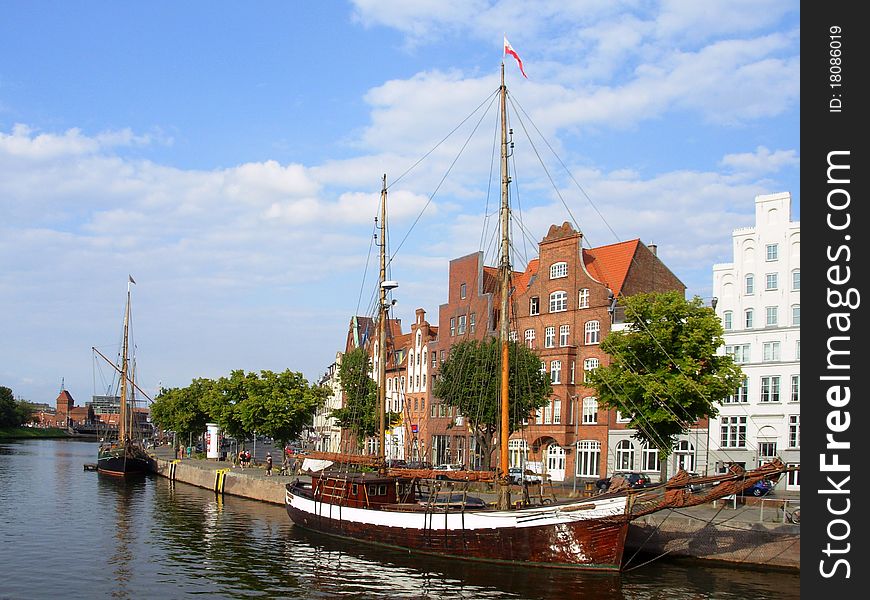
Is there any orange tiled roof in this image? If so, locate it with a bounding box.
[513,258,539,294]
[583,239,640,296]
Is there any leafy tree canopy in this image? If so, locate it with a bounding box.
[432,338,552,469]
[587,291,743,458]
[0,386,33,428]
[330,347,400,448]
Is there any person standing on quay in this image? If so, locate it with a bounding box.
[265,453,273,476]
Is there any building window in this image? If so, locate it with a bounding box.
[744,309,754,328]
[792,269,800,290]
[576,441,600,477]
[553,399,561,424]
[544,326,556,348]
[583,357,599,382]
[549,291,568,312]
[725,344,750,363]
[559,324,570,346]
[792,305,800,326]
[766,306,778,326]
[721,416,747,448]
[450,317,455,336]
[529,296,540,316]
[766,244,778,261]
[674,440,696,472]
[789,415,800,448]
[723,310,732,330]
[616,411,631,423]
[431,352,436,368]
[578,288,590,308]
[616,440,635,471]
[582,397,598,424]
[760,376,781,402]
[745,274,754,294]
[758,441,777,460]
[584,320,600,344]
[550,360,562,384]
[458,314,466,335]
[723,377,748,403]
[524,328,536,349]
[642,444,660,472]
[470,312,476,333]
[440,350,446,363]
[791,375,800,402]
[550,261,568,279]
[460,283,467,299]
[765,273,778,290]
[762,341,781,361]
[570,360,575,384]
[544,402,552,424]
[796,340,800,360]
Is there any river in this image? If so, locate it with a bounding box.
[0,439,800,599]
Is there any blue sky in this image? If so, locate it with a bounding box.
[1,1,799,405]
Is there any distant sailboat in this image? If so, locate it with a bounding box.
[95,276,151,476]
[284,61,793,570]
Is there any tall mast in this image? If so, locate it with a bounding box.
[119,280,131,443]
[497,62,512,509]
[377,174,391,470]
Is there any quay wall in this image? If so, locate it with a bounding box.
[625,510,800,571]
[151,456,287,505]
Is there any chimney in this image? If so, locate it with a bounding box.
[647,244,657,256]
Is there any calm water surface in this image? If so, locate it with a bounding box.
[0,439,800,599]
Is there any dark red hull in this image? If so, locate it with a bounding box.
[285,496,629,570]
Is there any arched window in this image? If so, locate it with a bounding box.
[582,397,597,424]
[508,439,529,468]
[723,310,733,330]
[549,291,568,312]
[583,357,599,382]
[745,274,755,294]
[616,440,635,471]
[642,443,660,472]
[673,440,696,472]
[550,261,568,279]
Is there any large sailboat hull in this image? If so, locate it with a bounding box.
[97,447,151,477]
[285,484,630,570]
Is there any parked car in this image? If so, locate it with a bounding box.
[738,479,774,497]
[508,467,544,485]
[406,460,433,470]
[595,472,650,492]
[385,458,408,468]
[433,463,465,480]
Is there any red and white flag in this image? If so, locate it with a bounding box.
[503,36,527,78]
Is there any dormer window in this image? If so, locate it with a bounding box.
[550,262,568,279]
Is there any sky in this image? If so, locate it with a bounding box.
[0,1,799,406]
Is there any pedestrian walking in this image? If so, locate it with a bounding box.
[265,453,273,476]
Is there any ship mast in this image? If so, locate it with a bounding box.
[119,280,132,443]
[377,175,397,472]
[497,62,512,510]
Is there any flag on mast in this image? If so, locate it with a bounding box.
[128,275,136,284]
[503,36,527,78]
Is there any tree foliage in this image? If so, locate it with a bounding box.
[432,338,552,469]
[330,347,400,448]
[150,369,325,449]
[587,291,743,459]
[0,386,33,428]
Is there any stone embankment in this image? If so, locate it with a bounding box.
[148,449,799,571]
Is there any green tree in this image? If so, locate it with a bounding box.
[207,370,254,445]
[238,369,327,449]
[150,379,211,448]
[330,347,400,449]
[0,386,18,427]
[432,338,552,470]
[587,291,743,476]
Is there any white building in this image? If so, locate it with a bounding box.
[710,192,800,491]
[313,352,343,453]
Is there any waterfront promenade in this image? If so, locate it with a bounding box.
[148,447,799,571]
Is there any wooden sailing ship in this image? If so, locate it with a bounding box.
[285,60,792,571]
[95,277,151,476]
